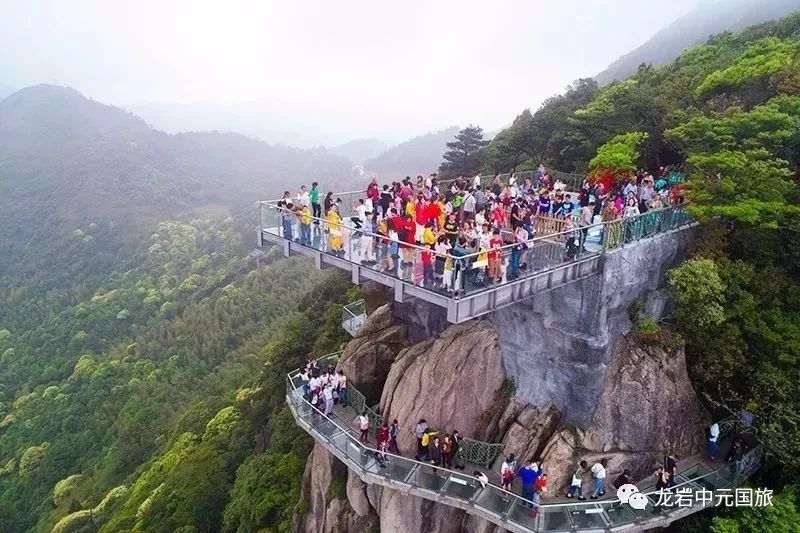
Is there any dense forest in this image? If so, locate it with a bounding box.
[0,10,799,533]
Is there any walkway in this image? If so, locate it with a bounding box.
[286,366,759,533]
[257,198,694,324]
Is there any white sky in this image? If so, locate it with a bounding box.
[1,0,699,144]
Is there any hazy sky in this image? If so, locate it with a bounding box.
[1,0,700,144]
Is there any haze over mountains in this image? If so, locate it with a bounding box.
[595,0,800,83]
[0,85,356,290]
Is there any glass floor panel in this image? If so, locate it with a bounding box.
[567,504,608,529]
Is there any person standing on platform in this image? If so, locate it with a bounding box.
[355,412,370,444]
[310,181,321,220]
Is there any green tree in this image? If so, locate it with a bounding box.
[439,125,488,177]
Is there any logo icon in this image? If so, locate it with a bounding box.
[617,483,648,510]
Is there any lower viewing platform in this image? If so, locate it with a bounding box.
[258,201,694,323]
[286,365,760,533]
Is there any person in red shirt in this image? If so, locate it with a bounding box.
[491,201,506,229]
[426,200,442,231]
[535,473,548,495]
[367,178,379,203]
[416,198,428,226]
[375,422,391,468]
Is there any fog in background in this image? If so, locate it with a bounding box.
[1,0,702,146]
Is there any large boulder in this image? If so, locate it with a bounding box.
[296,442,378,533]
[296,442,336,533]
[540,333,709,491]
[379,320,506,452]
[360,281,392,315]
[378,488,464,533]
[491,400,562,470]
[337,304,409,401]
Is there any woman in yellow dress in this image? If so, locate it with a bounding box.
[327,206,343,254]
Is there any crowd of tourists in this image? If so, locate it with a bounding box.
[275,165,685,294]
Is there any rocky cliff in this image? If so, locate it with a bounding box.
[295,229,707,532]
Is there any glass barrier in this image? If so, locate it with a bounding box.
[286,362,744,532]
[260,199,693,308]
[342,299,367,336]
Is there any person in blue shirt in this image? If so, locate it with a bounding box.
[517,459,541,503]
[559,194,575,218]
[538,190,551,216]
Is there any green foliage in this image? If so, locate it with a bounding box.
[668,258,727,331]
[589,131,648,174]
[53,474,84,506]
[481,78,598,172]
[635,315,662,337]
[696,37,798,101]
[710,485,800,533]
[666,96,800,227]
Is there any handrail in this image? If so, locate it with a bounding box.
[286,366,731,512]
[259,196,691,262]
[258,200,693,306]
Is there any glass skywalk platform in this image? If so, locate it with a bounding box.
[258,197,694,323]
[286,366,754,533]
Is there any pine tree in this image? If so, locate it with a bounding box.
[439,125,488,177]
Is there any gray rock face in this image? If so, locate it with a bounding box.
[491,400,562,470]
[393,299,450,343]
[492,229,694,423]
[379,320,506,452]
[539,333,709,491]
[337,304,409,401]
[378,488,465,533]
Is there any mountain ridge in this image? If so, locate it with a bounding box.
[595,0,800,84]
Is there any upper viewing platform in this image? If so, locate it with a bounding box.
[257,169,695,323]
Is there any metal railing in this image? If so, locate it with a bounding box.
[288,353,503,468]
[342,299,367,337]
[258,200,694,304]
[285,369,741,532]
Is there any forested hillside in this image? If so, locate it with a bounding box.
[0,86,359,531]
[484,12,800,529]
[0,85,354,293]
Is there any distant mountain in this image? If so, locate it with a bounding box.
[327,138,388,166]
[0,85,355,289]
[364,126,460,177]
[595,0,800,84]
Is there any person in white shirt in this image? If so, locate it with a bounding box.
[323,385,334,415]
[351,199,368,229]
[473,174,482,189]
[590,459,608,499]
[297,185,310,207]
[355,412,370,443]
[299,370,310,398]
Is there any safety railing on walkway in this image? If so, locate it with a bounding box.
[289,353,503,467]
[285,367,743,533]
[342,299,366,337]
[258,199,693,300]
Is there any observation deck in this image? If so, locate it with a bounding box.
[257,190,695,323]
[286,362,761,533]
